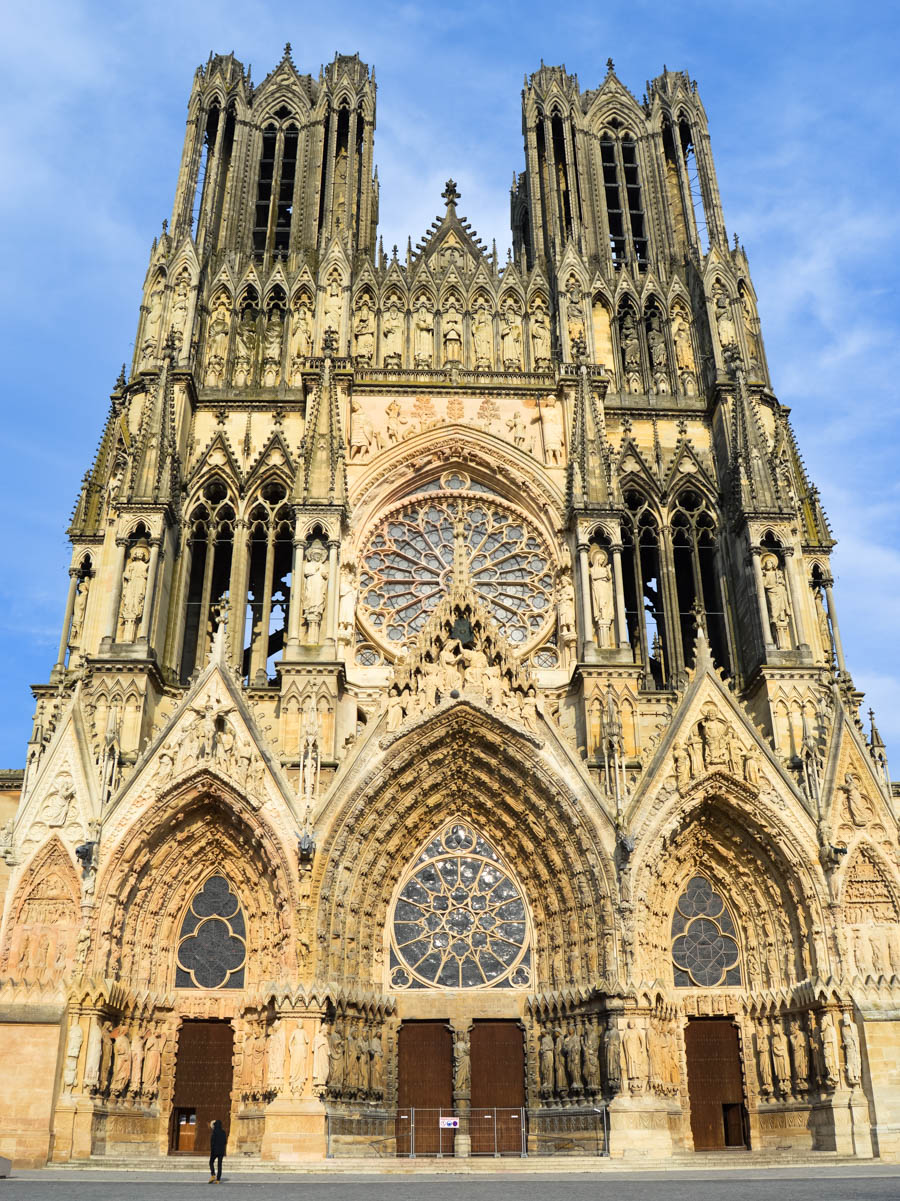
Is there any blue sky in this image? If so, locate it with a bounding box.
[1,0,898,768]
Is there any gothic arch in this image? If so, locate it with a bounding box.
[631,788,827,990]
[0,835,81,983]
[311,703,616,993]
[90,776,298,993]
[841,842,900,924]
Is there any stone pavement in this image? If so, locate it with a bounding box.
[2,1165,900,1201]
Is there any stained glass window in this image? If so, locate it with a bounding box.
[175,875,247,989]
[358,480,555,654]
[671,876,741,988]
[389,823,531,990]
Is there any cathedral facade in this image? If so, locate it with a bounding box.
[1,47,899,1166]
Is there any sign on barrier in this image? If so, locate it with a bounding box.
[439,1117,460,1129]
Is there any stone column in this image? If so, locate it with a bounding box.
[54,569,80,671]
[284,533,306,657]
[102,539,128,646]
[325,539,340,645]
[578,541,595,659]
[251,528,276,683]
[450,1020,472,1158]
[823,577,848,675]
[750,547,772,651]
[782,547,810,651]
[138,539,162,643]
[227,520,250,670]
[610,543,629,649]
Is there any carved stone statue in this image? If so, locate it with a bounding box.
[233,310,257,386]
[442,302,462,364]
[473,301,493,368]
[563,1023,583,1091]
[589,546,614,647]
[63,1020,84,1093]
[381,300,403,365]
[820,1013,840,1088]
[453,1030,471,1096]
[558,576,577,644]
[169,271,190,350]
[302,540,329,644]
[622,1020,646,1093]
[413,298,433,366]
[312,1024,330,1089]
[142,1035,161,1097]
[619,310,642,393]
[323,276,343,342]
[83,1019,103,1091]
[130,1034,144,1096]
[539,1028,555,1093]
[672,306,696,394]
[554,1029,567,1093]
[539,395,564,465]
[500,302,523,367]
[761,553,792,649]
[646,311,670,393]
[140,275,165,365]
[111,1031,132,1095]
[267,1020,286,1091]
[290,301,312,382]
[353,297,376,363]
[714,287,736,348]
[789,1019,809,1091]
[289,1024,309,1095]
[531,303,552,367]
[770,1021,789,1092]
[842,773,870,826]
[262,308,284,386]
[205,294,231,385]
[699,705,729,769]
[566,282,585,350]
[337,563,357,644]
[841,1013,861,1085]
[583,1021,601,1091]
[604,1019,622,1092]
[327,1027,343,1090]
[118,542,150,642]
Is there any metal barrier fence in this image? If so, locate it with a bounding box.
[326,1105,609,1158]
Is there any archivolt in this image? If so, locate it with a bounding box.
[311,703,616,992]
[91,775,298,992]
[631,789,829,991]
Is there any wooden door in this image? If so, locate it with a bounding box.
[470,1021,525,1155]
[170,1021,234,1155]
[396,1022,453,1156]
[684,1018,747,1151]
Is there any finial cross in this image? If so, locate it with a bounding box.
[442,179,460,207]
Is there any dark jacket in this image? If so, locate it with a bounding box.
[210,1122,227,1157]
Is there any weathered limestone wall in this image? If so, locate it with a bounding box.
[861,1012,900,1160]
[0,1018,62,1166]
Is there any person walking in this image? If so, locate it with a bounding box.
[208,1119,227,1183]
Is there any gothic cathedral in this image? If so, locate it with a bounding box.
[1,48,898,1167]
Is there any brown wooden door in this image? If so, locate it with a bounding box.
[171,1021,234,1155]
[396,1021,453,1156]
[684,1018,747,1151]
[470,1021,525,1155]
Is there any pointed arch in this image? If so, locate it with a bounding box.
[311,702,616,993]
[0,835,81,984]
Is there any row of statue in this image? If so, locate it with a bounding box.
[150,696,268,801]
[850,924,900,979]
[754,1012,861,1098]
[324,1018,385,1099]
[63,1017,164,1102]
[673,705,766,790]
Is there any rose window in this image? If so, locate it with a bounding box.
[358,478,555,654]
[175,875,247,990]
[671,876,741,988]
[389,822,531,990]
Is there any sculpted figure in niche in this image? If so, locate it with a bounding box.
[553,1028,567,1093]
[337,562,357,645]
[381,299,403,365]
[622,1020,646,1093]
[842,773,870,826]
[563,1023,583,1091]
[500,301,523,368]
[789,1019,809,1091]
[262,308,284,386]
[169,271,190,350]
[349,397,376,460]
[531,301,552,368]
[646,311,670,393]
[369,1030,384,1094]
[63,1020,84,1093]
[506,410,528,449]
[582,1020,601,1091]
[311,1024,329,1090]
[820,1013,840,1087]
[413,297,433,366]
[140,275,165,365]
[233,309,257,387]
[353,296,375,363]
[442,301,463,364]
[604,1019,622,1092]
[302,539,329,644]
[672,306,697,394]
[714,286,736,349]
[323,276,343,344]
[118,542,150,642]
[290,300,312,383]
[539,1028,555,1093]
[453,1032,471,1096]
[841,1014,861,1085]
[741,289,763,377]
[142,1034,161,1097]
[327,1027,344,1090]
[473,299,493,368]
[589,546,614,647]
[205,294,231,386]
[288,1024,309,1095]
[539,395,564,465]
[44,772,76,828]
[83,1019,103,1091]
[619,310,642,393]
[699,705,729,769]
[761,553,792,649]
[111,1030,132,1096]
[770,1020,789,1093]
[558,575,577,645]
[566,281,585,351]
[130,1034,144,1097]
[267,1020,286,1091]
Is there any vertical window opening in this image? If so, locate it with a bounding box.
[354,106,365,243]
[679,118,709,254]
[192,105,219,234]
[243,482,290,686]
[672,491,730,674]
[662,119,689,248]
[622,491,667,689]
[621,137,647,266]
[180,509,209,683]
[274,125,298,256]
[317,113,331,238]
[207,104,235,250]
[600,137,625,266]
[333,106,350,231]
[253,126,277,255]
[551,115,572,239]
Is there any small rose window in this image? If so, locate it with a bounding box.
[176,875,247,989]
[671,876,741,988]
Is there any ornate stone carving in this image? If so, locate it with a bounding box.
[118,542,150,642]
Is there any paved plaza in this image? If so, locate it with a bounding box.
[2,1166,900,1201]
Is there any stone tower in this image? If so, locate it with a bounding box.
[1,49,898,1167]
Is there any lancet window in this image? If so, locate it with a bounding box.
[671,489,730,673]
[389,822,531,991]
[252,108,299,257]
[175,875,246,990]
[243,482,293,685]
[180,481,235,681]
[620,490,667,688]
[600,132,647,268]
[671,876,741,988]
